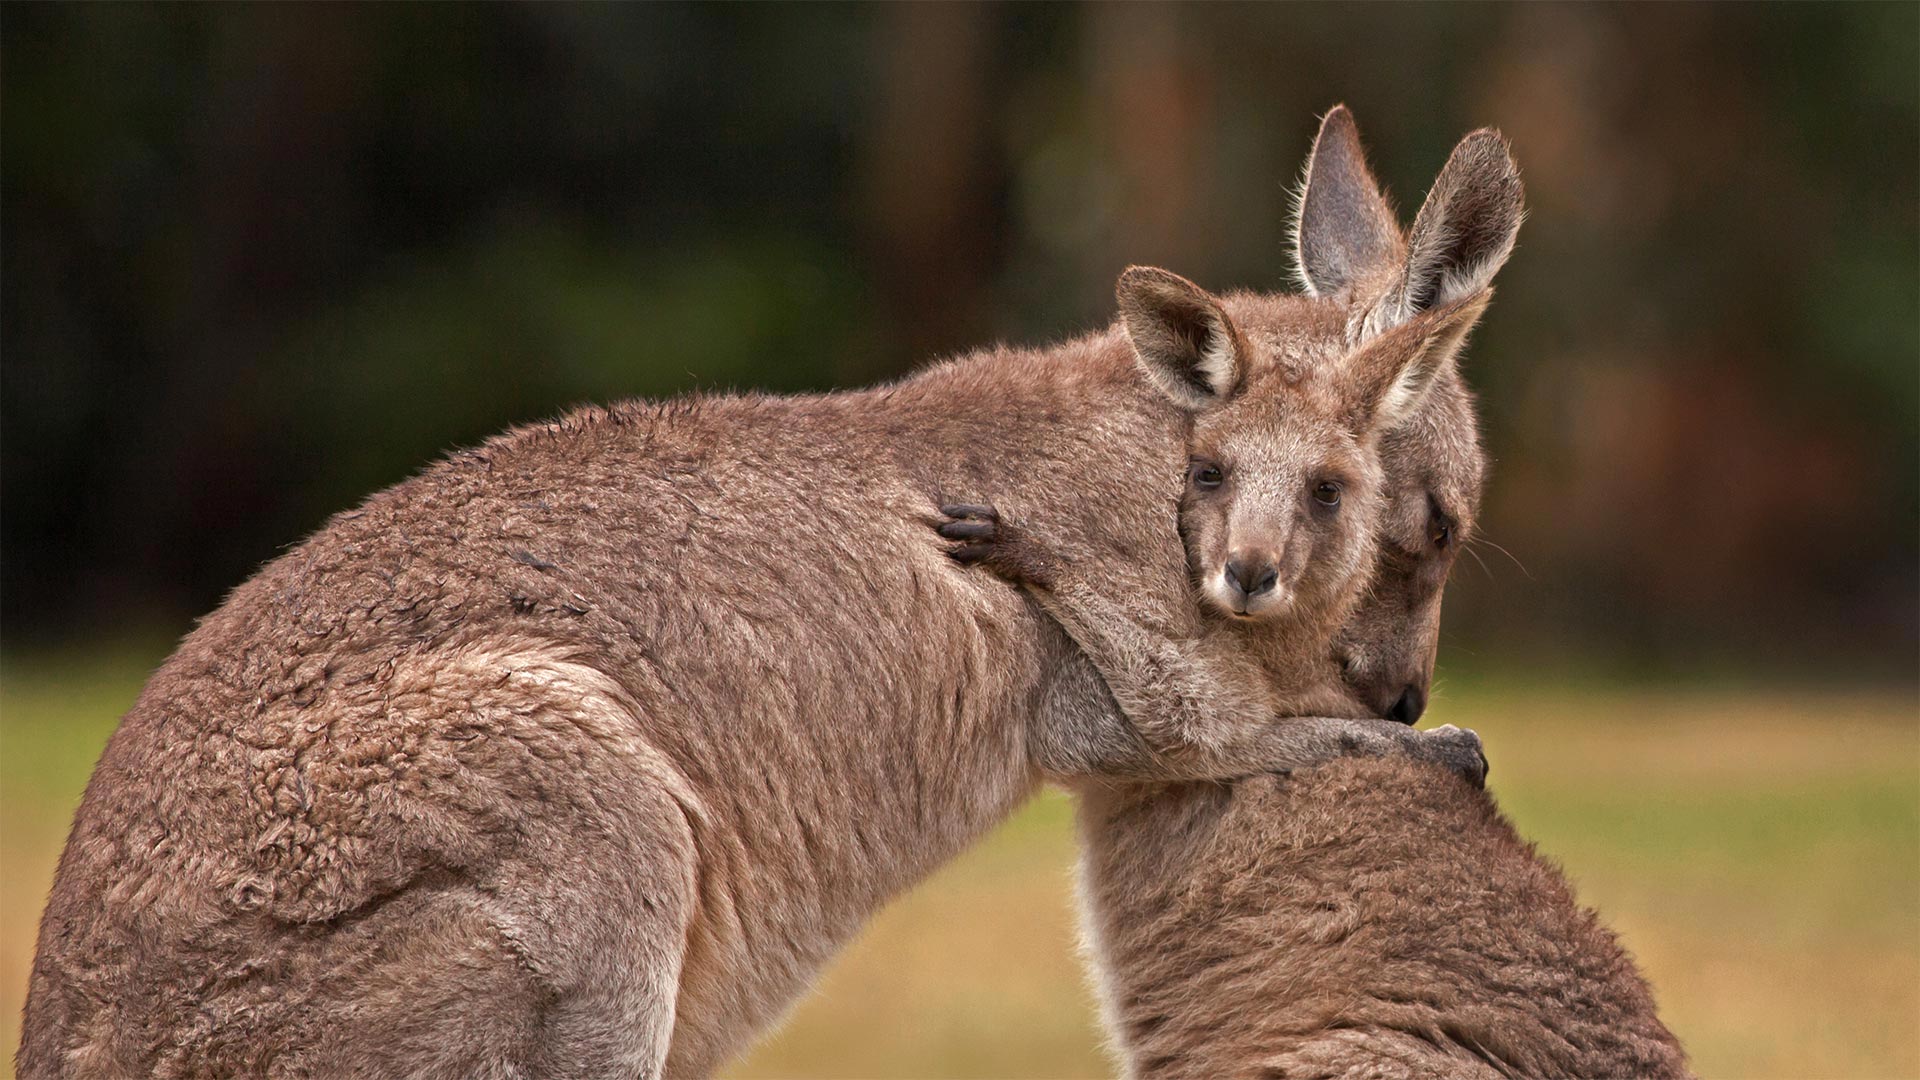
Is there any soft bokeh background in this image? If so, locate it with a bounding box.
[3,4,1916,1077]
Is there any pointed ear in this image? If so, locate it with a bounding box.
[1367,129,1524,337]
[1340,294,1489,434]
[1117,266,1249,411]
[1294,105,1404,297]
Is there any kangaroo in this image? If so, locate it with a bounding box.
[954,121,1686,1080]
[1077,761,1693,1080]
[20,108,1505,1079]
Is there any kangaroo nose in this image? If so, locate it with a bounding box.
[1224,558,1278,598]
[1387,685,1427,726]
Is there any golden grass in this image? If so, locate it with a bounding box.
[3,646,1915,1078]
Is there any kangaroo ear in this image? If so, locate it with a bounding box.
[1366,129,1524,338]
[1117,266,1248,411]
[1294,105,1404,297]
[1341,294,1489,434]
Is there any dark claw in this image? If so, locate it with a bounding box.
[947,543,988,564]
[933,499,1054,587]
[938,520,997,541]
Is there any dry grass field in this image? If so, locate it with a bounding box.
[3,644,1916,1078]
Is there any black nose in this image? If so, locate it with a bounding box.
[1387,685,1427,726]
[1225,559,1278,598]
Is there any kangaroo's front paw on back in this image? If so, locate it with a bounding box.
[1415,724,1489,788]
[936,502,1059,588]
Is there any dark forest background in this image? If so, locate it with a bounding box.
[5,3,1916,683]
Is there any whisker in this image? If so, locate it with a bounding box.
[1469,534,1532,580]
[1462,542,1494,581]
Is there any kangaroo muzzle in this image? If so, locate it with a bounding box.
[1218,549,1290,617]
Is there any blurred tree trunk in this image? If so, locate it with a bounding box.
[95,7,365,618]
[854,3,999,380]
[1089,3,1217,276]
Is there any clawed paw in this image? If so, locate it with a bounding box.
[1417,724,1489,788]
[937,503,1001,556]
[935,502,1057,588]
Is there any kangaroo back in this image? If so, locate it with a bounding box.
[1080,758,1691,1079]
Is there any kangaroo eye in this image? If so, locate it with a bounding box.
[1190,460,1224,490]
[1313,481,1342,507]
[1428,497,1457,551]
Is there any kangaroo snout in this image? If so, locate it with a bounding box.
[1386,684,1427,726]
[1218,551,1288,617]
[1224,555,1278,598]
[1348,666,1432,725]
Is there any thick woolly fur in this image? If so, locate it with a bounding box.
[1078,759,1692,1080]
[21,108,1545,1078]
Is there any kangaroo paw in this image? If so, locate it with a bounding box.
[936,503,1058,588]
[1413,724,1489,788]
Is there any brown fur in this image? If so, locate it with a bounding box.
[1078,759,1692,1080]
[998,110,1682,1078]
[21,108,1504,1078]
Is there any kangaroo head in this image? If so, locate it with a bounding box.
[1337,369,1485,724]
[1294,105,1517,722]
[1119,266,1440,634]
[1119,106,1520,709]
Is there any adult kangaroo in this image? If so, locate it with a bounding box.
[21,108,1514,1078]
[1079,760,1692,1079]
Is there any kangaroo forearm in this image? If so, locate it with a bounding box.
[1021,580,1475,785]
[1125,715,1463,784]
[1026,577,1273,755]
[1017,569,1490,786]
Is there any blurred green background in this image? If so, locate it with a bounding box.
[3,4,1916,1077]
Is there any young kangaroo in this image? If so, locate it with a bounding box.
[20,108,1510,1079]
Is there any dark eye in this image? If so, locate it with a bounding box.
[1190,460,1224,490]
[1312,480,1342,507]
[1428,496,1457,551]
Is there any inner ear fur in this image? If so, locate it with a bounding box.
[1117,266,1249,411]
[1294,105,1405,298]
[1342,291,1491,434]
[1369,130,1523,337]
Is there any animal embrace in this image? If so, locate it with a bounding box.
[21,108,1687,1078]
